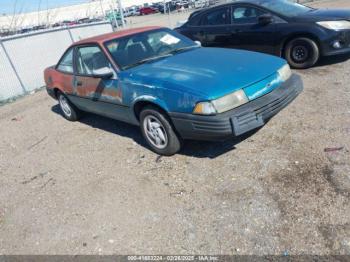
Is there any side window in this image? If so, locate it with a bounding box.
[57,48,74,73]
[232,6,266,24]
[188,14,201,26]
[76,46,112,76]
[201,8,229,26]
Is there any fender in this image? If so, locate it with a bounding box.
[132,95,170,113]
[279,30,322,57]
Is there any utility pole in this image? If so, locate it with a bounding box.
[46,0,50,26]
[9,0,18,31]
[38,0,42,25]
[162,0,171,27]
[167,1,171,27]
[109,3,119,30]
[99,0,105,17]
[117,0,125,27]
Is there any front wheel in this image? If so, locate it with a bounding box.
[140,106,182,156]
[284,37,320,69]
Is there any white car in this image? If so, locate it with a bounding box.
[123,9,132,17]
[128,7,141,16]
[193,0,209,9]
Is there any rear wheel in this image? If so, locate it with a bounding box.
[57,91,81,121]
[140,106,182,156]
[284,37,320,69]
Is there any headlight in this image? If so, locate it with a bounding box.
[193,89,248,115]
[317,20,350,30]
[278,64,292,82]
[193,101,216,115]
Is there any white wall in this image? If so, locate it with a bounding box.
[3,30,73,92]
[69,22,112,42]
[0,22,113,102]
[0,44,24,100]
[0,0,153,29]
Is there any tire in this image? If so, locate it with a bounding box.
[57,91,81,121]
[140,106,182,156]
[284,37,320,69]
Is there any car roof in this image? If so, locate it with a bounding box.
[188,1,263,18]
[72,26,162,46]
[190,0,285,22]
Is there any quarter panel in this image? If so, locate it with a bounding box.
[47,68,75,95]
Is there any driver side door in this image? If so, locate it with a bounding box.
[229,4,278,55]
[198,6,232,48]
[71,45,129,122]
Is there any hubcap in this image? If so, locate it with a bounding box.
[292,45,309,63]
[59,95,72,117]
[143,115,168,149]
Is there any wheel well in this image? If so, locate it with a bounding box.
[53,88,60,99]
[133,101,168,121]
[281,34,321,57]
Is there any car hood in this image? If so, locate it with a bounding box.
[123,47,285,100]
[295,8,350,22]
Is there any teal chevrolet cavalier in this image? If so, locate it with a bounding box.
[44,27,303,155]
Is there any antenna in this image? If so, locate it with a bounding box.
[38,0,42,25]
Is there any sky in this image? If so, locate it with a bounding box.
[1,0,89,15]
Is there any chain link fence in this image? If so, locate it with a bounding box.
[0,22,113,104]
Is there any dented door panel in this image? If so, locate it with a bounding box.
[67,75,133,123]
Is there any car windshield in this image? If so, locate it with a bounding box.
[255,0,313,17]
[104,28,198,70]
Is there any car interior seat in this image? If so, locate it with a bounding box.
[111,50,128,68]
[127,43,149,65]
[92,52,111,73]
[80,53,94,75]
[244,8,252,18]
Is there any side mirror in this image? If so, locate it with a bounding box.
[258,14,274,25]
[92,67,114,79]
[194,40,202,47]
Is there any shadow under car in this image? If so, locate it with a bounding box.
[51,104,260,159]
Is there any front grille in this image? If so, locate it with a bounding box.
[339,31,350,47]
[232,84,300,136]
[255,86,299,119]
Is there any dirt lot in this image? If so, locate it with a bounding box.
[1,0,350,256]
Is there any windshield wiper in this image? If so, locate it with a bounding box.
[123,46,198,70]
[123,54,173,70]
[169,45,198,54]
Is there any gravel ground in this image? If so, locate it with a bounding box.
[0,0,350,256]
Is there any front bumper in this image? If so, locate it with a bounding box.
[169,74,303,141]
[321,29,350,56]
